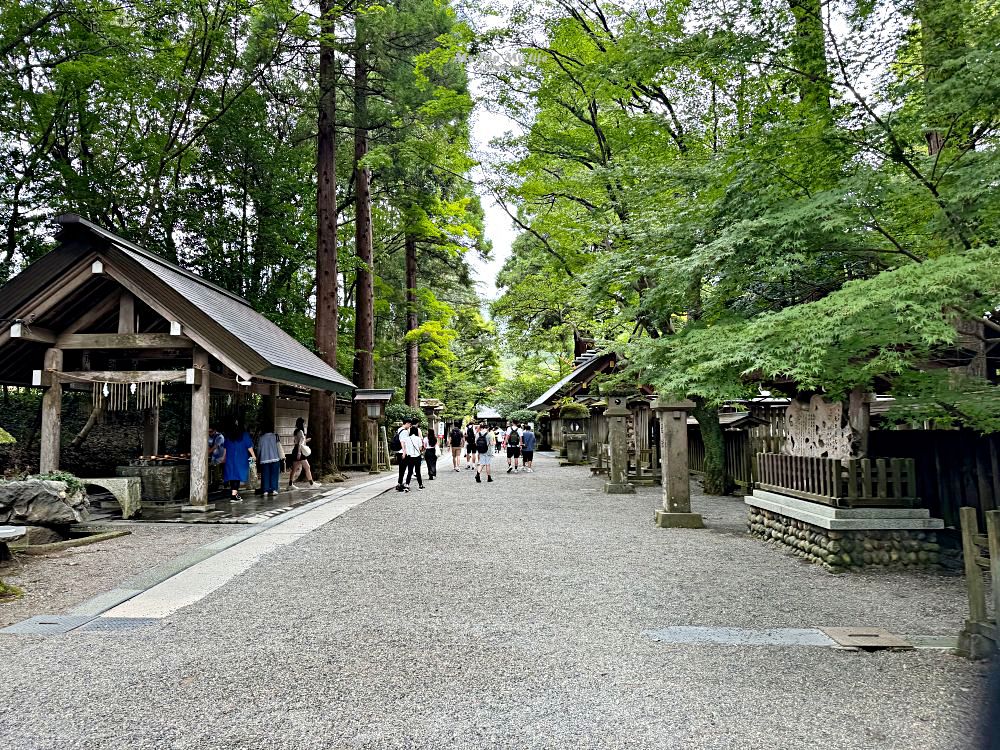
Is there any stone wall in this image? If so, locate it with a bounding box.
[747,507,943,573]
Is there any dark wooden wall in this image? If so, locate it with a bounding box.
[869,430,1000,529]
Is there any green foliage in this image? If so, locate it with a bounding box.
[27,470,87,496]
[0,427,14,445]
[0,579,23,601]
[557,401,590,419]
[384,403,427,428]
[508,408,538,424]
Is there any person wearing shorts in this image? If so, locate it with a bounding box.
[521,424,536,473]
[505,421,522,473]
[449,423,464,471]
[475,424,494,483]
[465,422,477,470]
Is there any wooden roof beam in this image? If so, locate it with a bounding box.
[54,332,194,349]
[9,322,56,343]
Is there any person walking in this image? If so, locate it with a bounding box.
[402,425,425,491]
[424,429,439,480]
[208,425,226,492]
[393,418,413,492]
[522,423,536,472]
[288,417,320,490]
[506,421,522,473]
[475,423,494,483]
[256,420,284,497]
[465,422,477,470]
[223,420,255,503]
[449,423,464,472]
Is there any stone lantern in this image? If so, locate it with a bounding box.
[651,398,703,528]
[354,389,394,474]
[562,412,589,465]
[603,396,635,494]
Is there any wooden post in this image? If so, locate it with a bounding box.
[142,404,159,456]
[39,347,63,473]
[986,510,1000,636]
[186,347,211,510]
[961,506,986,624]
[118,291,135,333]
[651,398,703,528]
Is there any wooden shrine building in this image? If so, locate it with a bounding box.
[0,215,355,508]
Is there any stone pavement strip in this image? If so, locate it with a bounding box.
[0,453,990,749]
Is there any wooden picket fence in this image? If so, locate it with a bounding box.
[755,452,917,508]
[959,507,1000,656]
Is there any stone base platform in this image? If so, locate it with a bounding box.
[745,490,944,572]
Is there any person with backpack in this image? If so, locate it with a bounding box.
[505,421,522,473]
[521,423,536,473]
[449,423,464,472]
[392,418,413,492]
[465,422,477,470]
[475,423,494,483]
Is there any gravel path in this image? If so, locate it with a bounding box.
[0,454,990,749]
[0,523,233,628]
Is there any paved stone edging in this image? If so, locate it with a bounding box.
[65,474,398,618]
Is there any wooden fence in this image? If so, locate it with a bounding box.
[755,452,917,508]
[960,506,999,656]
[689,429,754,488]
[869,430,1000,529]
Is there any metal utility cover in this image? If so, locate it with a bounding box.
[820,627,913,650]
[74,617,160,633]
[0,615,96,635]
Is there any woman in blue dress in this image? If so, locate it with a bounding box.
[222,420,255,503]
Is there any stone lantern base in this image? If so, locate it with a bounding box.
[654,509,705,529]
[605,480,635,495]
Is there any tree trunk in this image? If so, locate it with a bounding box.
[404,233,419,407]
[69,402,105,449]
[916,0,966,154]
[787,0,831,113]
[350,32,375,442]
[692,397,731,496]
[309,0,340,478]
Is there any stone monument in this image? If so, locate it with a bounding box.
[652,398,703,528]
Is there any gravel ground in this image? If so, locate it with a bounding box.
[0,522,233,628]
[0,454,990,749]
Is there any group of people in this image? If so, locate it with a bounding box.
[393,420,441,492]
[208,416,319,503]
[392,418,536,490]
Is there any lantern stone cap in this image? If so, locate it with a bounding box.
[651,397,696,411]
[604,396,630,416]
[354,388,394,404]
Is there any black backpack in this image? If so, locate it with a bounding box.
[389,428,403,452]
[451,428,463,445]
[507,430,520,447]
[476,433,489,454]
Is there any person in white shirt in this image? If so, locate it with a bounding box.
[402,425,424,491]
[395,418,413,492]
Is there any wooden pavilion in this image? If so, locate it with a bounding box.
[0,215,355,509]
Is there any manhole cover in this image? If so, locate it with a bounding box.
[0,615,96,635]
[820,627,913,650]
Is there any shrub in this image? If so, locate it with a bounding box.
[27,470,87,496]
[508,408,538,424]
[0,427,14,445]
[384,403,427,428]
[557,401,590,419]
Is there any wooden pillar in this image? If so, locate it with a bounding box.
[39,348,63,473]
[142,404,159,456]
[118,291,135,333]
[186,347,211,510]
[652,398,704,528]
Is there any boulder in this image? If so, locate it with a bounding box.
[0,480,90,526]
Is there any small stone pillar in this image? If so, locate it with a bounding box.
[652,398,703,529]
[604,397,634,494]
